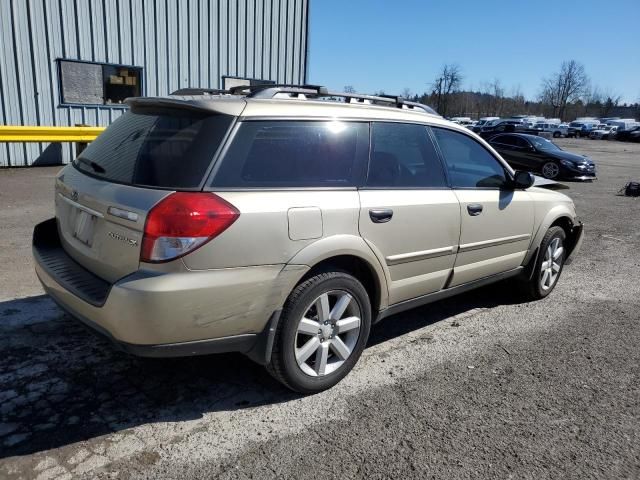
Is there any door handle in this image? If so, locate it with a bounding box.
[467,203,483,216]
[369,208,393,223]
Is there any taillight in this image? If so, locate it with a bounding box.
[141,192,239,263]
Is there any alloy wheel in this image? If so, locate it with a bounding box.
[294,290,361,377]
[542,162,560,179]
[540,237,564,291]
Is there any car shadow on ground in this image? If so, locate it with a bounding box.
[0,281,525,458]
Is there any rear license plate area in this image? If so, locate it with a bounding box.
[72,209,96,247]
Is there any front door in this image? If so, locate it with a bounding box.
[431,127,535,287]
[358,122,461,305]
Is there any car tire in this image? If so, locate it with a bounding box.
[267,271,372,393]
[519,226,566,300]
[553,131,560,138]
[541,161,561,179]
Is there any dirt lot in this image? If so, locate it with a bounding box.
[0,139,639,479]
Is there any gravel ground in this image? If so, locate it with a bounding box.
[0,138,639,479]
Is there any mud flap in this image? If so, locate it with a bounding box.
[245,310,282,365]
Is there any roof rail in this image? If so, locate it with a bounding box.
[171,88,230,95]
[170,83,439,116]
[323,91,439,116]
[402,101,439,116]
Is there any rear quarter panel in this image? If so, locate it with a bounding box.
[182,190,362,270]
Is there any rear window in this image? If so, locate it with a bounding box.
[73,110,232,189]
[211,121,369,188]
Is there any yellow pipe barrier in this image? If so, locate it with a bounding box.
[0,126,105,143]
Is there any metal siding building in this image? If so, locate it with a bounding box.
[0,0,309,166]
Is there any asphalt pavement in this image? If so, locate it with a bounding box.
[0,138,638,479]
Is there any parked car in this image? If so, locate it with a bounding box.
[606,119,639,132]
[32,85,584,393]
[534,122,568,138]
[472,117,500,132]
[615,125,640,142]
[489,133,596,180]
[589,125,618,140]
[478,119,523,137]
[479,119,545,140]
[567,121,600,138]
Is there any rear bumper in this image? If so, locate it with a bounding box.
[33,218,302,359]
[47,290,262,358]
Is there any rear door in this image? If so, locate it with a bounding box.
[431,127,534,287]
[358,122,460,305]
[56,109,233,282]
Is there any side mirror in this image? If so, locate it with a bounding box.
[512,170,535,189]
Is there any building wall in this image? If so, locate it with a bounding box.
[0,0,309,166]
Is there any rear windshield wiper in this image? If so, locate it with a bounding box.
[76,157,106,174]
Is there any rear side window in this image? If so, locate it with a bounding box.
[432,128,508,189]
[491,134,515,146]
[367,122,446,188]
[73,110,232,189]
[212,121,368,188]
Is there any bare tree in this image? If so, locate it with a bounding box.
[600,88,621,116]
[431,64,462,117]
[343,85,356,93]
[540,60,589,120]
[400,87,413,100]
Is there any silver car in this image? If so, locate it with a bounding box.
[33,85,584,393]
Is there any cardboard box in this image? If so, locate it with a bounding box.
[125,76,137,86]
[109,75,124,84]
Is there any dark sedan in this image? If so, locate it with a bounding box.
[489,133,596,180]
[616,126,640,142]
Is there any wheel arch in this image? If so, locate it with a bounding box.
[523,206,580,269]
[284,235,389,315]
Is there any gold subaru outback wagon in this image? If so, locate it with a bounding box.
[33,85,583,393]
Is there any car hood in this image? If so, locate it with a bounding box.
[546,149,592,164]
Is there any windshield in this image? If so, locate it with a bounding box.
[73,110,233,189]
[529,136,561,152]
[569,122,584,127]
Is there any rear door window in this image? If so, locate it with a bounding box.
[211,121,369,188]
[513,137,531,148]
[73,110,232,189]
[491,135,516,146]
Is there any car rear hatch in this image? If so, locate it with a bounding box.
[53,97,241,283]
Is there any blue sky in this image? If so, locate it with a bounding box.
[308,0,640,104]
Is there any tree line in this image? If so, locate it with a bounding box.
[345,60,639,121]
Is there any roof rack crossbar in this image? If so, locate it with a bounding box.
[229,84,329,97]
